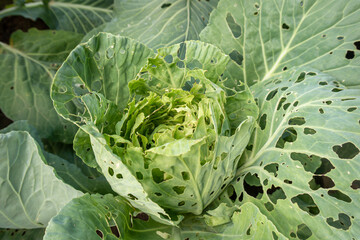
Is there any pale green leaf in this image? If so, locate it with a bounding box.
[0,0,113,34]
[0,131,82,229]
[44,194,173,240]
[200,0,360,87]
[218,69,360,239]
[0,29,82,142]
[84,0,219,49]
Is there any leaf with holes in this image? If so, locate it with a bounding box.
[0,131,83,229]
[200,0,360,87]
[0,0,113,34]
[83,0,219,49]
[0,28,82,142]
[44,194,173,240]
[216,68,360,239]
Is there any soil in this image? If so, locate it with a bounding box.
[0,3,49,129]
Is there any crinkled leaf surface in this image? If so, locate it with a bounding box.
[0,131,82,229]
[0,29,82,142]
[0,0,113,34]
[44,194,174,240]
[0,228,45,239]
[200,0,360,87]
[85,0,219,49]
[180,202,287,240]
[217,69,360,239]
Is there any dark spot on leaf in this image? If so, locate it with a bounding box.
[354,41,360,50]
[351,180,360,189]
[259,114,267,130]
[297,224,312,240]
[10,86,14,90]
[333,142,359,159]
[326,213,351,230]
[345,50,355,59]
[266,89,278,101]
[291,194,320,216]
[229,50,243,65]
[282,23,290,30]
[226,13,242,38]
[328,190,351,203]
[161,3,171,8]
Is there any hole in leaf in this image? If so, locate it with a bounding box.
[173,186,186,195]
[152,168,173,183]
[277,97,287,110]
[337,36,344,40]
[291,194,320,216]
[319,108,324,114]
[345,50,355,59]
[297,224,312,240]
[293,101,299,107]
[244,173,263,199]
[283,66,288,71]
[284,179,292,184]
[295,72,306,83]
[347,107,357,112]
[181,171,190,180]
[326,213,351,230]
[178,201,185,206]
[354,41,360,50]
[282,23,290,30]
[259,114,267,130]
[267,185,286,204]
[290,232,296,238]
[176,61,185,68]
[229,50,243,65]
[276,127,297,149]
[351,180,360,190]
[272,232,279,240]
[288,117,306,125]
[328,190,351,203]
[226,13,242,38]
[108,167,114,176]
[187,59,202,70]
[238,192,244,202]
[96,230,103,238]
[266,89,278,101]
[161,3,171,8]
[111,226,120,238]
[227,185,237,202]
[333,142,359,159]
[164,55,173,63]
[155,192,162,196]
[304,128,316,135]
[308,176,335,190]
[254,12,258,16]
[246,225,251,235]
[314,158,335,174]
[306,72,316,76]
[319,81,328,85]
[264,163,279,177]
[264,202,274,211]
[116,173,123,179]
[134,212,149,221]
[177,43,186,60]
[128,194,138,200]
[136,172,143,180]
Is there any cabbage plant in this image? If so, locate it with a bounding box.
[0,0,359,239]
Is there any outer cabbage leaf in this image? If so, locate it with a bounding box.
[200,0,360,87]
[216,69,360,239]
[0,228,45,239]
[0,29,82,142]
[83,0,219,49]
[0,0,113,34]
[44,194,173,240]
[0,131,83,229]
